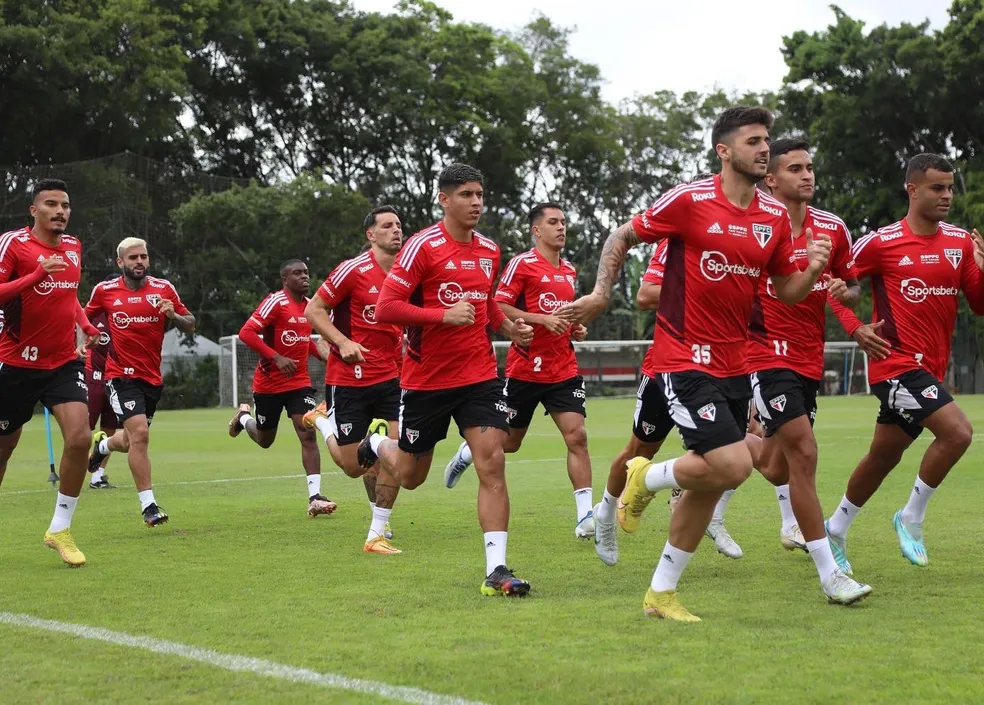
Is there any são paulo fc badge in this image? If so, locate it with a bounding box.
[752,224,773,248]
[479,258,493,279]
[146,294,161,307]
[124,400,136,411]
[944,248,962,269]
[770,395,787,412]
[922,385,938,400]
[642,421,655,436]
[66,250,79,267]
[0,421,8,431]
[697,403,716,422]
[406,428,420,443]
[340,423,353,436]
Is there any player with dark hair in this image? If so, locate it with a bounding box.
[86,237,195,527]
[560,107,835,620]
[744,137,872,602]
[360,163,535,595]
[0,178,100,566]
[228,259,332,517]
[442,202,594,538]
[303,205,405,549]
[85,274,120,489]
[827,153,984,570]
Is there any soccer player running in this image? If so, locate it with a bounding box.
[826,154,984,571]
[228,259,333,517]
[302,206,405,551]
[85,302,118,489]
[744,138,872,602]
[442,203,595,538]
[559,107,843,621]
[359,163,535,596]
[0,179,99,566]
[86,237,196,527]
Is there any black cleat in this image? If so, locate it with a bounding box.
[88,432,110,473]
[480,565,531,597]
[89,475,116,490]
[142,503,169,527]
[357,435,378,469]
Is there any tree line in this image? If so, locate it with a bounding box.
[3,0,984,346]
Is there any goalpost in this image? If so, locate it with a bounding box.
[219,336,866,408]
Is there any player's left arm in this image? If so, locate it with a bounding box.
[770,226,831,304]
[160,286,196,333]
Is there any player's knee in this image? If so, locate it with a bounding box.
[502,436,522,453]
[562,425,588,453]
[786,436,818,474]
[127,426,150,447]
[711,455,753,489]
[64,427,92,453]
[946,419,973,453]
[401,472,426,490]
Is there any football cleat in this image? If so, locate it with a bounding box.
[574,511,596,540]
[643,589,700,622]
[893,510,928,567]
[706,520,743,559]
[593,503,618,566]
[668,488,683,515]
[364,536,402,554]
[357,421,388,469]
[307,494,337,517]
[443,441,473,489]
[368,418,388,436]
[87,431,110,473]
[89,475,116,490]
[480,565,530,597]
[822,569,872,605]
[301,401,328,431]
[617,457,658,534]
[383,522,394,540]
[780,524,808,552]
[142,503,169,527]
[228,403,252,437]
[44,528,86,567]
[825,521,853,576]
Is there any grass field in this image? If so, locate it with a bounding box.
[2,395,984,704]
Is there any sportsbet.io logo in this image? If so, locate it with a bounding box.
[437,282,488,307]
[537,292,571,313]
[33,279,79,296]
[362,304,377,325]
[112,311,160,329]
[900,278,959,304]
[280,329,310,346]
[699,251,761,282]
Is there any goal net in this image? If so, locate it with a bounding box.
[219,336,866,407]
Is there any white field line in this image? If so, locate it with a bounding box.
[0,612,489,705]
[0,456,602,497]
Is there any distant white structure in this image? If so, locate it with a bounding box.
[161,329,222,373]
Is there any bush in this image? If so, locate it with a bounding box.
[158,355,219,409]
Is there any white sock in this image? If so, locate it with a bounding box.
[574,487,593,522]
[807,538,838,583]
[596,489,618,524]
[484,531,507,576]
[306,474,321,498]
[827,495,861,538]
[48,493,78,533]
[644,457,680,492]
[650,542,693,592]
[98,438,111,455]
[138,489,156,511]
[775,484,796,532]
[369,434,385,454]
[91,468,105,483]
[314,416,335,443]
[712,489,735,524]
[901,476,936,525]
[459,442,474,464]
[367,506,392,541]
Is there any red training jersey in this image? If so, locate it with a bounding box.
[495,248,578,383]
[240,290,317,394]
[745,207,857,380]
[642,240,668,286]
[317,251,402,387]
[830,219,984,384]
[377,221,501,391]
[85,310,113,380]
[632,175,798,377]
[85,275,189,386]
[0,228,84,370]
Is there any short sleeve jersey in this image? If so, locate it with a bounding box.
[631,176,798,377]
[242,290,315,394]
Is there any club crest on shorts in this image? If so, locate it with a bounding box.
[124,400,136,411]
[642,421,655,436]
[340,423,353,436]
[944,248,962,269]
[0,420,8,431]
[697,403,716,422]
[479,258,493,279]
[406,428,419,443]
[257,414,266,425]
[769,395,787,412]
[921,385,938,400]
